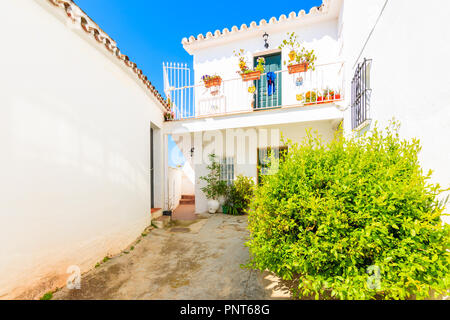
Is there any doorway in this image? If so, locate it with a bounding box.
[254,52,282,109]
[150,127,154,208]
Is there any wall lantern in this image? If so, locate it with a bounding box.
[263,32,269,49]
[190,147,195,158]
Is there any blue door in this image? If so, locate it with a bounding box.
[254,53,282,109]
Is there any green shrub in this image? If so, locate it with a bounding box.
[40,291,53,300]
[224,175,255,215]
[247,124,449,300]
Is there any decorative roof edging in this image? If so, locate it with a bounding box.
[182,1,328,48]
[46,0,168,110]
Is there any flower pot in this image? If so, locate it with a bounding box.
[207,199,220,214]
[287,62,309,74]
[334,94,341,100]
[317,96,324,104]
[241,71,261,82]
[222,205,229,214]
[204,78,222,88]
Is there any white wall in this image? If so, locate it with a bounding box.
[168,167,182,209]
[181,163,195,195]
[193,120,337,213]
[0,0,165,299]
[340,0,450,218]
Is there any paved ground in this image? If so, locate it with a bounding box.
[172,204,197,221]
[53,213,291,300]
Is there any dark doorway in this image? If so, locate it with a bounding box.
[150,127,154,208]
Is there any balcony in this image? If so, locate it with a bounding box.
[164,62,344,121]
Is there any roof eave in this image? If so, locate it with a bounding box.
[181,0,343,55]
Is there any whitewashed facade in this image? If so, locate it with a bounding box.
[165,0,450,215]
[1,0,449,300]
[339,0,450,213]
[0,0,167,299]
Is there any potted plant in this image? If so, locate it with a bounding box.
[304,91,317,105]
[199,154,227,214]
[202,74,222,88]
[323,88,335,101]
[234,49,265,81]
[317,95,324,104]
[278,32,317,74]
[164,98,175,121]
[334,91,342,100]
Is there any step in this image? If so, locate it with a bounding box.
[152,215,171,229]
[151,208,162,220]
[181,194,195,200]
[180,199,195,205]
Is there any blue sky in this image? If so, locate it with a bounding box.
[75,0,322,166]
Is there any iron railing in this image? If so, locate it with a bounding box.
[351,58,372,129]
[164,62,344,121]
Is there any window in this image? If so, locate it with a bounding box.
[257,146,288,184]
[351,58,372,130]
[220,157,234,185]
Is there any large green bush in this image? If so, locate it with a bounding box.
[247,124,449,299]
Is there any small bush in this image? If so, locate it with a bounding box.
[247,124,449,299]
[199,154,227,200]
[224,175,255,215]
[40,291,53,300]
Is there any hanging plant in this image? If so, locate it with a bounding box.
[279,32,317,74]
[304,90,318,105]
[234,49,265,81]
[164,98,175,121]
[323,88,335,101]
[202,74,222,88]
[295,76,304,87]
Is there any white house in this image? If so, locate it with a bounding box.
[164,0,450,215]
[0,0,168,299]
[1,0,449,300]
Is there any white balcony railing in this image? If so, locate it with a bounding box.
[165,62,344,121]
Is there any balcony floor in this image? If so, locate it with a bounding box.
[164,101,345,134]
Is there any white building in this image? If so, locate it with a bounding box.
[1,0,449,299]
[164,0,450,214]
[0,0,168,299]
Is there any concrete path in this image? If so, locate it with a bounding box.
[53,214,291,300]
[172,204,197,221]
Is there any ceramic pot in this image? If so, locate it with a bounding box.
[208,199,220,214]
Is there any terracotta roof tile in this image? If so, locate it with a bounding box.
[47,0,168,109]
